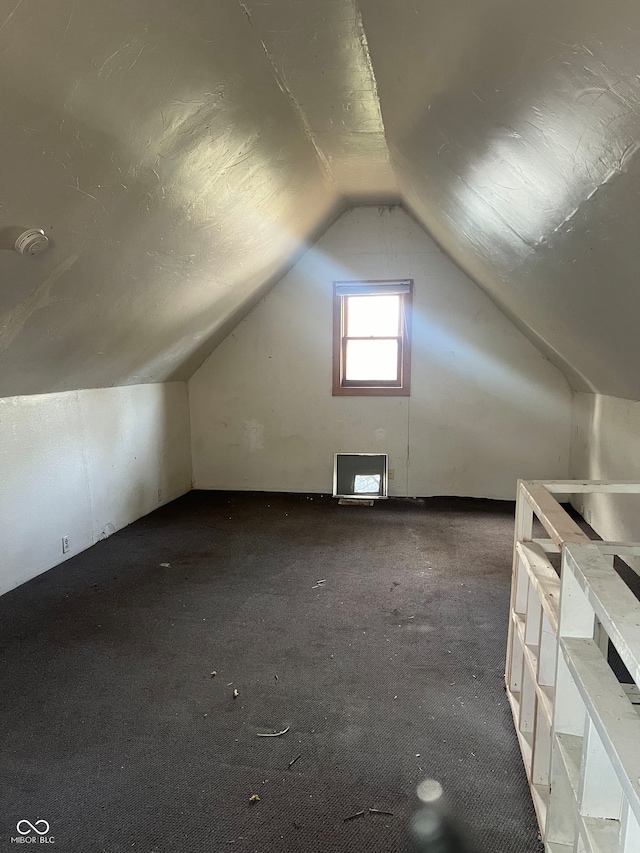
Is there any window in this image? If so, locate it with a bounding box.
[332,280,412,396]
[333,453,388,499]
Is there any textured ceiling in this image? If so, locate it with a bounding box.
[1,0,639,398]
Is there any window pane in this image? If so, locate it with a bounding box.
[354,474,381,495]
[345,339,399,381]
[346,295,400,337]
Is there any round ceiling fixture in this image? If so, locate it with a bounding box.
[15,229,49,256]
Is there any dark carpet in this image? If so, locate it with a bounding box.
[0,491,543,853]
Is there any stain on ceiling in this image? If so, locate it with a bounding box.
[1,0,639,398]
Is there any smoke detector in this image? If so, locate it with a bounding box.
[15,229,49,256]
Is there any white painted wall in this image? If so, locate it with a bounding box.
[0,383,192,596]
[571,393,640,542]
[189,207,573,499]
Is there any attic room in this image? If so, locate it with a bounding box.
[2,1,640,851]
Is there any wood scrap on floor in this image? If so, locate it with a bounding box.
[256,725,290,737]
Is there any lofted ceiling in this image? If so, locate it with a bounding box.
[1,0,639,398]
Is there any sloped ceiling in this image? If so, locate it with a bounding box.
[1,0,639,398]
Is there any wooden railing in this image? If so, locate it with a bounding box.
[505,480,640,851]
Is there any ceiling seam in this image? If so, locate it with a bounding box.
[352,0,395,178]
[352,0,400,195]
[237,0,333,183]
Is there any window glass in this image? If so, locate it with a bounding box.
[345,339,399,381]
[346,294,400,337]
[353,474,382,494]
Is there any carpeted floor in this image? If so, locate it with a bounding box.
[0,491,544,853]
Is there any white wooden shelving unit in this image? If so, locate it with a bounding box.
[548,542,640,853]
[505,480,640,850]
